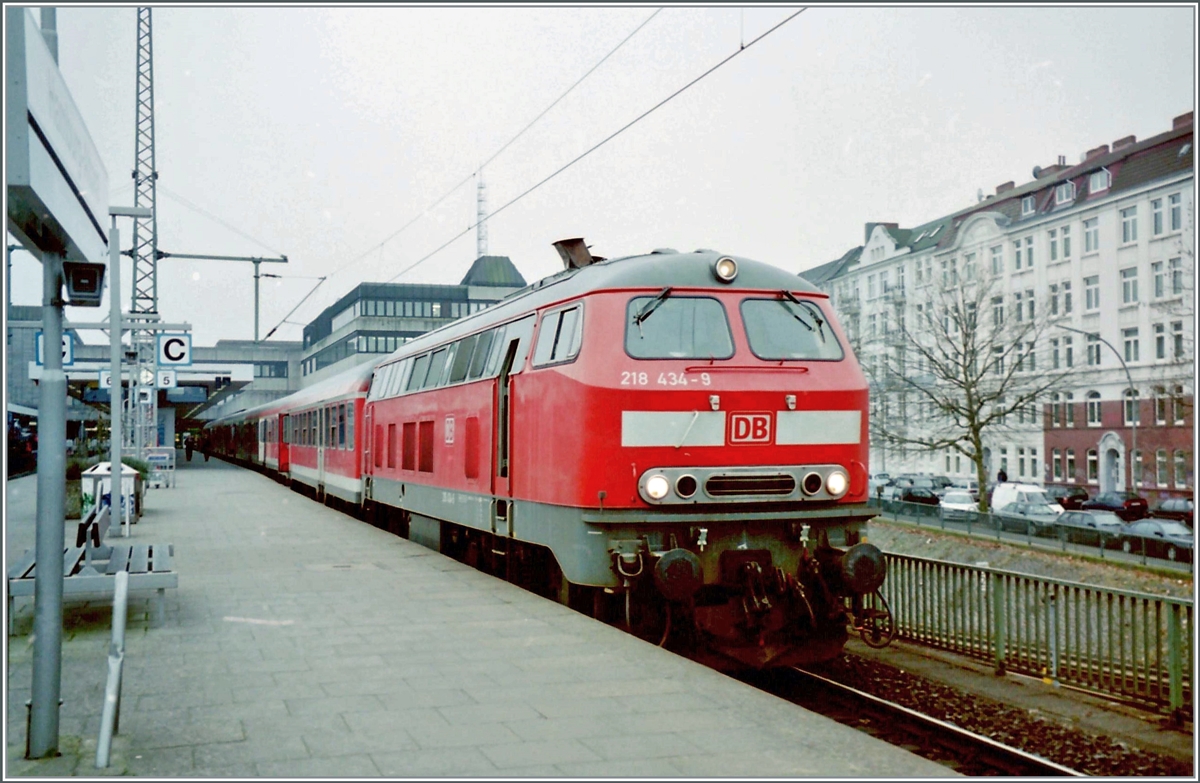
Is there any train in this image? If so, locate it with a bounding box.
[204,240,890,670]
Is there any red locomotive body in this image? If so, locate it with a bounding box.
[206,246,888,669]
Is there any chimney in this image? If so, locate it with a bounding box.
[1084,144,1109,161]
[1112,135,1136,151]
[995,181,1015,195]
[1174,111,1193,129]
[1057,155,1066,166]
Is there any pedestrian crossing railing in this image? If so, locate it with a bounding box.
[879,553,1193,722]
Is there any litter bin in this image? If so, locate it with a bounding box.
[80,462,139,522]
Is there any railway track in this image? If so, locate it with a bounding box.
[743,667,1085,776]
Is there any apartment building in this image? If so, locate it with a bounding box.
[804,112,1194,502]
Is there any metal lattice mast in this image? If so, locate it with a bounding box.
[476,173,487,258]
[129,7,160,457]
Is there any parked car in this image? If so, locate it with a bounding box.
[991,483,1064,514]
[993,501,1061,536]
[950,478,980,502]
[1150,497,1193,526]
[1055,510,1124,546]
[939,491,978,522]
[1081,491,1149,522]
[1046,485,1090,510]
[1118,518,1194,562]
[928,475,955,498]
[896,487,941,507]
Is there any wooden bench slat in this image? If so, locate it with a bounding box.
[105,546,131,575]
[62,547,85,578]
[129,546,150,575]
[150,544,172,573]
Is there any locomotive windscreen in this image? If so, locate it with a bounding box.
[625,296,735,359]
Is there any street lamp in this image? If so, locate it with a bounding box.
[1056,324,1137,492]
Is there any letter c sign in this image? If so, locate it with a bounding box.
[157,334,192,366]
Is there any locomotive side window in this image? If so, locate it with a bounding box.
[532,304,583,367]
[388,358,411,398]
[375,425,384,468]
[448,334,478,384]
[329,406,337,447]
[467,330,495,380]
[407,353,431,392]
[418,420,435,472]
[625,296,734,359]
[388,423,398,468]
[402,422,416,470]
[423,348,450,390]
[347,405,354,450]
[741,298,845,361]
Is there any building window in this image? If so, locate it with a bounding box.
[1051,338,1060,369]
[1031,448,1038,480]
[1048,283,1059,316]
[1089,169,1110,193]
[1087,449,1099,483]
[1064,336,1074,368]
[1018,447,1026,478]
[1013,239,1023,270]
[1064,391,1075,426]
[1157,449,1169,486]
[1084,218,1099,253]
[1152,198,1164,235]
[1049,229,1059,261]
[992,296,1004,327]
[1172,321,1185,360]
[1133,450,1143,488]
[963,253,975,281]
[1062,280,1072,313]
[1066,448,1076,482]
[1169,257,1183,295]
[1123,388,1140,425]
[1024,236,1034,268]
[1053,448,1063,479]
[1061,225,1071,258]
[1154,323,1166,359]
[1084,276,1100,310]
[1086,333,1101,366]
[1173,385,1186,425]
[1155,386,1168,424]
[1025,289,1034,320]
[1120,267,1138,304]
[1086,390,1102,425]
[993,346,1005,375]
[1021,195,1035,216]
[1175,450,1190,489]
[1123,328,1139,363]
[1014,292,1024,322]
[1120,206,1138,243]
[1152,261,1164,298]
[867,275,876,299]
[868,314,877,338]
[990,245,1003,275]
[1055,182,1075,204]
[1168,193,1182,231]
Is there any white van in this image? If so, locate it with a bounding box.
[990,483,1063,513]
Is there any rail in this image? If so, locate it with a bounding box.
[880,552,1193,721]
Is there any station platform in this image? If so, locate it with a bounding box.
[5,455,956,777]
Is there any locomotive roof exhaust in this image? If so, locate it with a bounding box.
[553,237,604,270]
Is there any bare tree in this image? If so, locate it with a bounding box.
[872,266,1075,511]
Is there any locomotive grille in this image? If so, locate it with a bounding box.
[705,474,796,497]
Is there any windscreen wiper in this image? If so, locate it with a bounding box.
[779,290,816,333]
[795,297,828,344]
[633,287,672,334]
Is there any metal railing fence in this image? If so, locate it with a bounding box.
[880,553,1193,720]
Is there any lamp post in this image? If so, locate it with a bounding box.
[108,207,152,538]
[1056,324,1137,492]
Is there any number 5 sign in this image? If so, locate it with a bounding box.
[158,334,192,366]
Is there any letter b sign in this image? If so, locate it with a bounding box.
[157,334,192,365]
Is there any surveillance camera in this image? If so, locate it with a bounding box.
[63,262,106,306]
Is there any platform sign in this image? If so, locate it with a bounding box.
[156,369,177,388]
[158,334,192,366]
[99,369,112,388]
[35,331,74,366]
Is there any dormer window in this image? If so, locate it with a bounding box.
[928,225,942,238]
[1089,169,1110,193]
[1021,195,1035,216]
[1055,182,1076,205]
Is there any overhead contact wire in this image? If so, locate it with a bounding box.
[385,7,807,284]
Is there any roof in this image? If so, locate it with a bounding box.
[807,117,1194,283]
[459,255,527,287]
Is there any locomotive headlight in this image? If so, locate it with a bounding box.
[825,470,849,497]
[713,256,738,283]
[645,474,671,500]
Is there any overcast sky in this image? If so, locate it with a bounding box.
[7,5,1196,347]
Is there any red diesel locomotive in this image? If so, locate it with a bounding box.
[206,241,888,669]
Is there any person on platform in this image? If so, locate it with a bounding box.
[184,433,194,462]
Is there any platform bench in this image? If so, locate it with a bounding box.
[6,506,177,633]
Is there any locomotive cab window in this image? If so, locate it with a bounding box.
[406,353,431,392]
[533,304,583,367]
[625,295,734,360]
[741,296,844,361]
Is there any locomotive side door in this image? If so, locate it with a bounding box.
[491,314,535,504]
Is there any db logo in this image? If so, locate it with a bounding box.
[729,413,772,444]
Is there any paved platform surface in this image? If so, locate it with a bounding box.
[5,456,956,777]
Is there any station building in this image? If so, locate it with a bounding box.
[804,111,1194,504]
[299,254,526,385]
